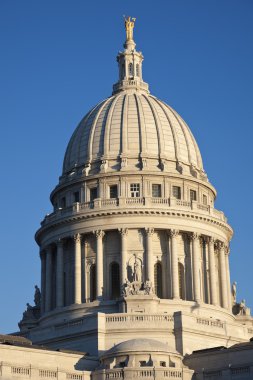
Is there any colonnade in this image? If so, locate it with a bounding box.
[40,229,231,315]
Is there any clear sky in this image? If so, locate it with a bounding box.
[0,0,252,333]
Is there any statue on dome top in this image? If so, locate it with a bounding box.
[124,16,136,41]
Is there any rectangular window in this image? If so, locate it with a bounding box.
[203,194,207,205]
[190,189,197,201]
[172,186,181,200]
[130,183,140,197]
[152,184,161,198]
[90,187,97,201]
[73,191,80,203]
[109,185,118,199]
[60,197,66,208]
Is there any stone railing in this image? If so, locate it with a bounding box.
[93,368,183,380]
[105,313,174,331]
[42,197,227,226]
[0,362,88,380]
[196,317,225,329]
[112,79,149,94]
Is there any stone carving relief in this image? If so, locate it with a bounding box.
[121,254,154,297]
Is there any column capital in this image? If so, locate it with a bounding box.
[118,228,128,236]
[74,233,82,244]
[217,240,226,250]
[208,236,216,244]
[169,229,179,238]
[94,230,105,239]
[56,238,64,247]
[192,232,200,241]
[46,244,54,254]
[145,228,154,236]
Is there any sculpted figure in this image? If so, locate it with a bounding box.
[239,299,247,315]
[133,258,142,282]
[232,281,237,303]
[124,16,136,41]
[34,285,41,307]
[144,279,153,295]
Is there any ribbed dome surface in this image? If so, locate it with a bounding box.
[104,338,178,356]
[63,92,203,175]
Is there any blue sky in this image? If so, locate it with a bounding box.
[0,0,252,333]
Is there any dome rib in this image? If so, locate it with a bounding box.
[103,94,121,158]
[63,102,100,173]
[121,94,128,155]
[87,97,113,163]
[151,96,180,162]
[143,95,165,157]
[168,105,193,165]
[134,93,147,155]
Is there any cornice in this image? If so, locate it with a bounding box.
[35,207,233,245]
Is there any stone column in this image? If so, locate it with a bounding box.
[95,230,105,298]
[218,241,228,309]
[146,228,154,283]
[40,250,46,315]
[225,245,232,311]
[74,234,82,304]
[45,245,53,312]
[208,237,218,306]
[119,228,128,285]
[192,233,201,302]
[56,239,64,308]
[170,229,179,299]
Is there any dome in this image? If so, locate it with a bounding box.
[63,92,203,176]
[103,338,178,356]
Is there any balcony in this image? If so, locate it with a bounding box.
[41,197,227,227]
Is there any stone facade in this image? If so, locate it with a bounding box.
[5,18,253,380]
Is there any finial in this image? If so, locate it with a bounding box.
[124,16,136,42]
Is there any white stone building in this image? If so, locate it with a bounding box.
[2,18,253,380]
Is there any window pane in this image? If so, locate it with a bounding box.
[90,187,97,201]
[154,262,163,298]
[73,191,79,203]
[111,262,120,299]
[172,186,181,200]
[110,185,118,199]
[130,183,140,197]
[190,190,197,201]
[203,194,207,205]
[60,197,66,208]
[152,184,161,197]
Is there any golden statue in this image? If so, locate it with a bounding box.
[124,16,136,41]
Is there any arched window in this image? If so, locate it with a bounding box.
[154,262,163,298]
[90,264,96,302]
[128,63,133,76]
[136,64,140,77]
[111,262,120,299]
[178,263,185,300]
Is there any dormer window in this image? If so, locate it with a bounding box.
[60,197,66,208]
[172,186,181,200]
[190,189,197,201]
[73,191,80,203]
[130,183,140,197]
[90,187,98,201]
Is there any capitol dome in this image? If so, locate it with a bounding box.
[62,27,206,181]
[63,92,203,176]
[26,17,241,360]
